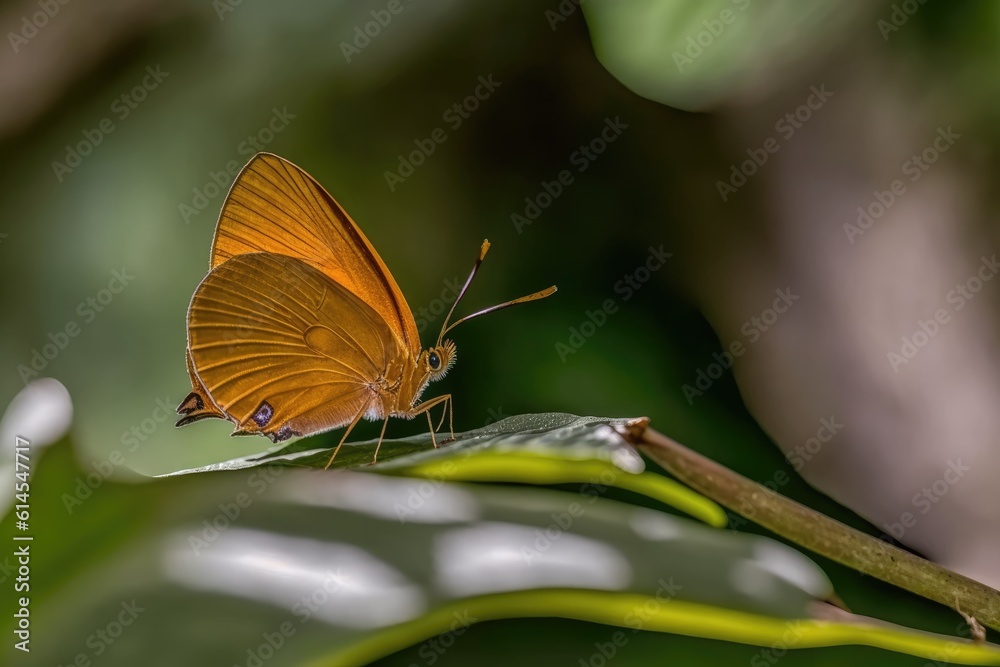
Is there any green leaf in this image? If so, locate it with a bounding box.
[162,413,728,528]
[581,0,870,110]
[4,437,999,666]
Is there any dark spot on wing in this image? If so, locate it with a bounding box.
[252,400,274,427]
[273,424,297,442]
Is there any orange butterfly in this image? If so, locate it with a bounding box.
[176,153,555,466]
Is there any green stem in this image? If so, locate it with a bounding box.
[627,423,1000,632]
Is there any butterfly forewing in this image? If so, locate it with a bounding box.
[210,152,420,355]
[187,252,400,441]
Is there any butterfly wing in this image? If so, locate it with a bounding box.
[185,251,400,442]
[209,152,420,354]
[176,347,227,427]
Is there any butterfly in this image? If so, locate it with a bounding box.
[176,152,556,467]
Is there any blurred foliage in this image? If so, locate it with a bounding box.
[582,0,869,110]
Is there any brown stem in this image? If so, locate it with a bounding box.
[622,422,1000,632]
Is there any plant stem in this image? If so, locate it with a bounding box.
[623,422,1000,632]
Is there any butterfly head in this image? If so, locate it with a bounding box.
[423,339,456,382]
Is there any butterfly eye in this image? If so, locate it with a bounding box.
[428,351,441,370]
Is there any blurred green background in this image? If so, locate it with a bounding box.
[2,0,999,664]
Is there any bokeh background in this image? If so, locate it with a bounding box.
[2,0,999,664]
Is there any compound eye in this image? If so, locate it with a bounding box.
[428,351,441,370]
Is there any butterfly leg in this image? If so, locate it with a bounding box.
[434,395,449,431]
[437,394,455,444]
[411,394,452,449]
[425,411,438,449]
[437,394,454,443]
[324,398,374,470]
[371,414,391,465]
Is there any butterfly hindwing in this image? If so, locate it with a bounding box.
[185,252,399,441]
[176,347,227,426]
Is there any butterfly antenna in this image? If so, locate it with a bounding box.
[437,240,491,346]
[437,240,557,345]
